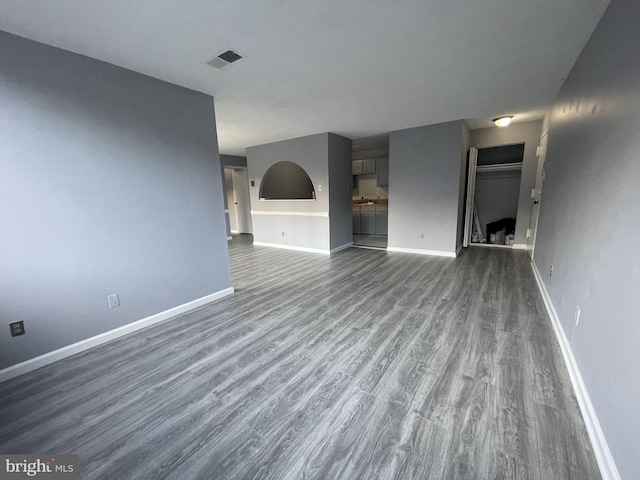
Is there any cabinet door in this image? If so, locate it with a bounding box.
[376,157,389,187]
[352,160,364,175]
[363,158,377,174]
[361,212,376,234]
[375,212,388,235]
[352,210,361,234]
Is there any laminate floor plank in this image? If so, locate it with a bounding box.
[0,236,601,479]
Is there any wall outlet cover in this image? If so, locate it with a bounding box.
[10,321,25,337]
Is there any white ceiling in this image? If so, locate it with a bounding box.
[0,0,609,155]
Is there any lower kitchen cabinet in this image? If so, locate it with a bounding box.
[375,206,388,235]
[353,204,388,236]
[352,207,361,234]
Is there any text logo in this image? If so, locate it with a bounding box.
[1,455,77,479]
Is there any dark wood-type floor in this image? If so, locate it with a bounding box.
[353,234,388,249]
[0,236,600,479]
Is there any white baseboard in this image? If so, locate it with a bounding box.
[330,242,353,254]
[230,229,239,234]
[469,242,527,250]
[227,236,233,241]
[253,241,331,255]
[0,287,235,384]
[531,262,620,480]
[387,246,456,258]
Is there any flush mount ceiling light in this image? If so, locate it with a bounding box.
[493,116,514,128]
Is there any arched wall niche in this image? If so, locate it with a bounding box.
[259,161,316,200]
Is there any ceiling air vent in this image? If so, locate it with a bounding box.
[205,49,245,70]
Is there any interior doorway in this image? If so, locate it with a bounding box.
[527,129,548,259]
[224,167,253,235]
[464,144,525,248]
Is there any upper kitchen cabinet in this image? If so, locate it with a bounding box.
[376,157,389,187]
[352,158,379,175]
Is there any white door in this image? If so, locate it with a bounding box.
[232,168,253,234]
[224,168,238,233]
[463,147,479,247]
[527,130,548,259]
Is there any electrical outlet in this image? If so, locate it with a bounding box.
[420,233,425,239]
[9,321,25,337]
[108,294,120,309]
[281,231,285,237]
[575,306,581,325]
[549,265,553,277]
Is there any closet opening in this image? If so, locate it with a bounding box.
[464,143,524,248]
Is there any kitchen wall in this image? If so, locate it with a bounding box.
[388,120,465,256]
[246,132,352,253]
[353,176,388,200]
[0,31,231,370]
[533,0,640,477]
[469,120,542,246]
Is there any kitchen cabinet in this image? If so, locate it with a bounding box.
[376,157,389,187]
[363,158,377,174]
[352,158,378,176]
[352,204,388,236]
[352,206,361,234]
[375,206,388,235]
[360,205,376,234]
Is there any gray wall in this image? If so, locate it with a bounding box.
[456,122,471,250]
[469,120,542,245]
[220,155,248,237]
[533,0,640,477]
[0,31,231,369]
[388,120,465,254]
[247,133,331,251]
[328,134,354,249]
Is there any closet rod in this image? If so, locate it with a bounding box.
[476,162,523,173]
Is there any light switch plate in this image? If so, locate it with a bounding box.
[108,294,120,309]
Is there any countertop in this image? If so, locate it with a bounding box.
[352,199,388,205]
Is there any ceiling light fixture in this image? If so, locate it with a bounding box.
[493,116,514,128]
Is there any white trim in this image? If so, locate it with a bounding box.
[351,245,386,251]
[227,236,233,241]
[0,288,235,384]
[253,241,330,255]
[456,244,463,256]
[531,262,620,480]
[251,210,329,217]
[230,229,239,234]
[469,243,527,250]
[330,242,353,254]
[387,246,456,258]
[469,243,512,249]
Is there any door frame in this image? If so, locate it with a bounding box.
[527,129,548,260]
[463,147,479,247]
